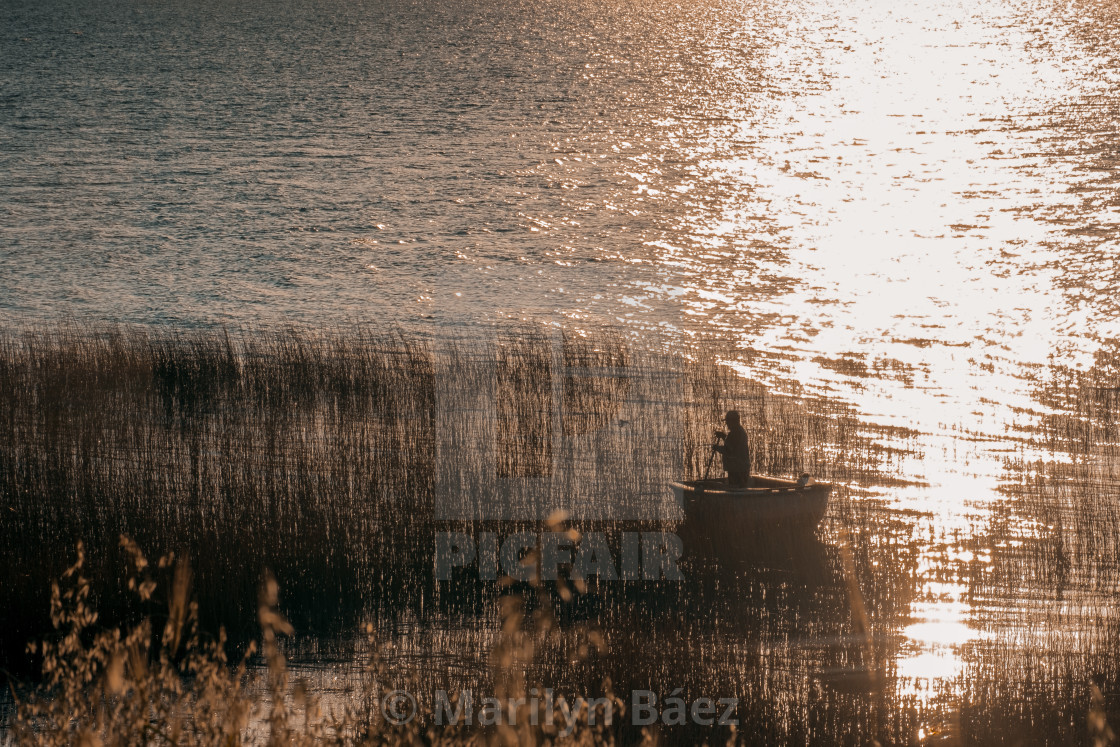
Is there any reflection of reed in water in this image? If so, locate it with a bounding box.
[541,535,895,744]
[817,538,884,695]
[0,323,916,696]
[951,341,1120,744]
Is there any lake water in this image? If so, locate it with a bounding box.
[3,0,1120,741]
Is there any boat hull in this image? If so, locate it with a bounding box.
[671,476,832,553]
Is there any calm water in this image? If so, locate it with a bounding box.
[4,0,1120,741]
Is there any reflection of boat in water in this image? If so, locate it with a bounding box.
[671,475,832,551]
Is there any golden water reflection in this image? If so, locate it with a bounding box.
[642,0,1120,729]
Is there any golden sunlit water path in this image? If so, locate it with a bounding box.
[672,1,1118,723]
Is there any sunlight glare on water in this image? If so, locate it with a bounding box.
[4,0,1120,735]
[658,0,1120,716]
[678,0,1103,442]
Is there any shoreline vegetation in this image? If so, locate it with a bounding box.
[0,323,895,667]
[9,535,626,745]
[1,323,1119,743]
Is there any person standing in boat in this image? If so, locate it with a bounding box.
[712,410,751,487]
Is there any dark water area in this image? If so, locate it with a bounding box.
[4,0,1120,742]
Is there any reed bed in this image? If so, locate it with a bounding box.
[896,343,1120,745]
[0,323,902,677]
[16,322,1120,743]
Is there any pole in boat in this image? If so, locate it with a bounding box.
[702,441,718,481]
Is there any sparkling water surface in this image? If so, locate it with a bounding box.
[4,0,1120,739]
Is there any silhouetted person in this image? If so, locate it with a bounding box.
[713,410,751,488]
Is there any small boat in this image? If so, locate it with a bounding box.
[670,475,832,550]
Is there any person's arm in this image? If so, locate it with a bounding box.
[725,430,748,464]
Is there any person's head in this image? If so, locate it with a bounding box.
[724,410,740,426]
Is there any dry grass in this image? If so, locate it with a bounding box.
[8,535,627,745]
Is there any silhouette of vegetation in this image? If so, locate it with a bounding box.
[5,323,1119,743]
